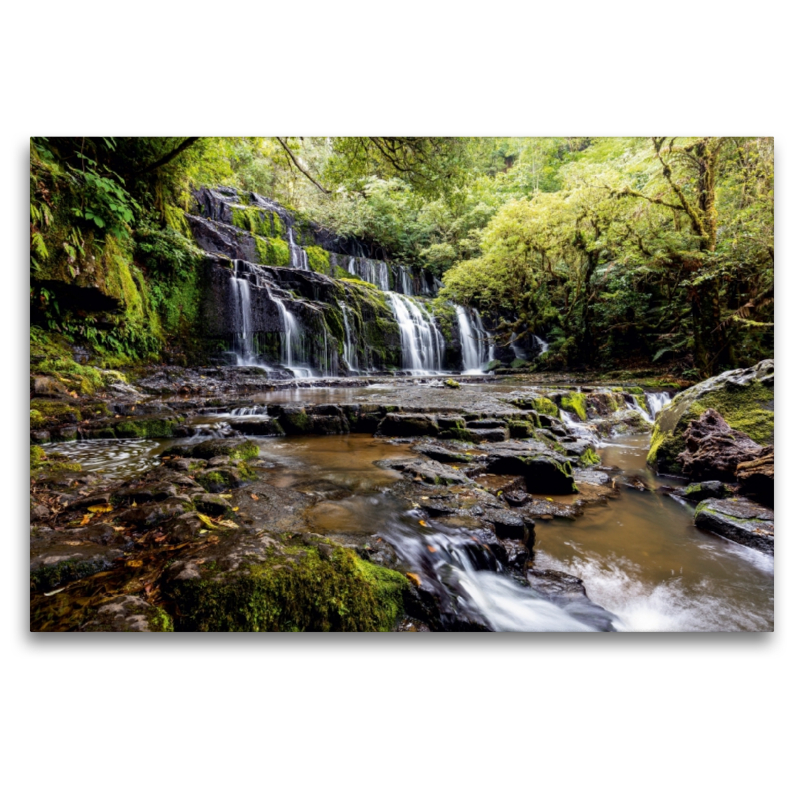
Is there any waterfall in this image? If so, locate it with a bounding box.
[230,261,254,365]
[534,335,549,355]
[338,301,358,373]
[340,255,390,290]
[387,292,445,374]
[646,391,671,419]
[399,267,413,296]
[288,227,309,270]
[456,306,492,374]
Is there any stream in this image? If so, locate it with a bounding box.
[45,387,774,631]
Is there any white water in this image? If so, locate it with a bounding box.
[387,292,445,374]
[647,391,672,419]
[456,305,492,374]
[382,523,610,631]
[288,228,309,270]
[534,335,549,354]
[338,301,358,373]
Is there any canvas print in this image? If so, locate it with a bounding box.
[29,137,774,632]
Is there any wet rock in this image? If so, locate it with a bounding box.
[30,430,51,444]
[503,490,531,507]
[412,443,472,463]
[677,409,766,481]
[694,497,774,554]
[377,413,439,437]
[30,502,52,522]
[228,417,284,436]
[162,512,205,543]
[52,425,78,442]
[196,467,244,492]
[80,595,173,632]
[500,539,529,570]
[401,460,471,485]
[30,548,123,593]
[65,491,112,511]
[648,359,773,474]
[31,375,70,397]
[735,446,774,506]
[115,498,190,529]
[466,419,505,429]
[526,569,617,631]
[114,483,177,505]
[193,493,231,516]
[469,427,510,443]
[573,469,611,486]
[481,441,577,494]
[675,480,729,503]
[482,508,534,545]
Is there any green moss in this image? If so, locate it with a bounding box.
[509,420,534,439]
[30,445,46,471]
[635,394,648,412]
[510,358,529,369]
[444,378,460,389]
[578,447,601,467]
[306,246,331,274]
[114,417,181,439]
[147,606,174,632]
[698,383,774,444]
[168,542,409,632]
[560,392,587,421]
[255,235,291,267]
[232,206,271,237]
[30,399,81,428]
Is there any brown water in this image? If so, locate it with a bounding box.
[535,436,774,631]
[43,404,774,632]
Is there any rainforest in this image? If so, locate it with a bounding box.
[29,136,774,632]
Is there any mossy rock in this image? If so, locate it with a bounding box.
[165,540,408,632]
[648,360,774,473]
[30,399,80,429]
[114,417,181,439]
[560,392,588,422]
[578,447,601,467]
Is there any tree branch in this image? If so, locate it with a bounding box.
[135,137,200,175]
[276,137,331,193]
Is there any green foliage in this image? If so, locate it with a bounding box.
[306,245,331,274]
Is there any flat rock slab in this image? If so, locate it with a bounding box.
[695,497,774,554]
[480,441,577,494]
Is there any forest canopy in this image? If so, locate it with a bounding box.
[30,136,773,377]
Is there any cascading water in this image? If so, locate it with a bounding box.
[381,517,615,631]
[230,261,254,364]
[534,335,549,355]
[338,301,358,373]
[646,391,671,419]
[456,305,492,374]
[288,228,309,270]
[387,292,445,374]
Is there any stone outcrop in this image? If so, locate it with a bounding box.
[648,360,774,474]
[676,409,765,481]
[735,447,774,506]
[694,498,774,554]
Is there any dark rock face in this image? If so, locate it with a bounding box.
[377,413,439,437]
[401,460,471,486]
[527,569,617,631]
[677,409,765,481]
[80,595,172,632]
[481,441,578,494]
[675,480,730,503]
[736,446,774,506]
[694,498,774,554]
[482,508,535,546]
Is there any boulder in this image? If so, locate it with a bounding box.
[481,441,578,494]
[401,460,471,486]
[228,417,284,436]
[676,409,765,481]
[412,444,472,464]
[735,446,774,506]
[675,480,730,503]
[648,360,773,473]
[694,498,774,554]
[377,413,439,437]
[80,595,173,632]
[527,569,617,631]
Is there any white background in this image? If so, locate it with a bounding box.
[2,2,796,798]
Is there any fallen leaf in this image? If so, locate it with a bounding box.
[427,545,437,553]
[87,504,113,513]
[126,559,143,568]
[232,506,239,512]
[219,493,233,499]
[197,513,219,529]
[112,526,126,532]
[406,572,422,587]
[80,513,92,526]
[420,496,429,500]
[419,520,428,527]
[546,497,554,502]
[206,536,220,544]
[250,493,259,501]
[131,500,137,508]
[43,587,66,597]
[216,520,239,529]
